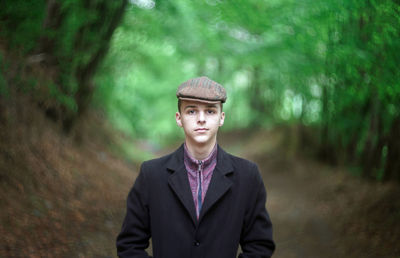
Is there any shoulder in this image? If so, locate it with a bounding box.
[139,154,172,179]
[141,152,173,169]
[220,149,266,198]
[220,148,262,181]
[228,152,258,170]
[139,145,183,176]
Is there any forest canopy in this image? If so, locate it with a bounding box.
[1,0,399,181]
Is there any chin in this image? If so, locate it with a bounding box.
[192,136,211,144]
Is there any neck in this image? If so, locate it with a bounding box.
[185,138,217,160]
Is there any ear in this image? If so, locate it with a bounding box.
[219,112,225,127]
[175,112,183,127]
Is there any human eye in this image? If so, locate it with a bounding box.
[207,109,216,114]
[187,109,196,115]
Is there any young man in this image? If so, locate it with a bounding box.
[117,77,275,258]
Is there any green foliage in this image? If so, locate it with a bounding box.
[1,0,398,180]
[1,0,127,132]
[94,0,400,180]
[48,83,78,112]
[0,0,46,52]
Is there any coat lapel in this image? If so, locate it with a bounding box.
[166,144,235,225]
[167,145,197,225]
[199,146,234,221]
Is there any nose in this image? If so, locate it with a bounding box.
[198,111,205,124]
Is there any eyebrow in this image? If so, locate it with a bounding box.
[184,105,197,110]
[206,105,218,108]
[184,104,218,110]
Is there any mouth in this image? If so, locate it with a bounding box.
[195,128,208,132]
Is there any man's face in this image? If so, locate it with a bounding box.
[176,100,225,146]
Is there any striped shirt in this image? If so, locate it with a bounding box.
[184,143,217,219]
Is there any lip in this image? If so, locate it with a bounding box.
[195,128,208,132]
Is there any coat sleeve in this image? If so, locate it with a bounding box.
[239,164,275,258]
[116,163,152,258]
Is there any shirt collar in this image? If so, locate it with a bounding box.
[183,143,218,174]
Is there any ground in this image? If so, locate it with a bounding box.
[0,100,399,257]
[219,130,400,258]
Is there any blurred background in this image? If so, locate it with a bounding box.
[0,0,399,257]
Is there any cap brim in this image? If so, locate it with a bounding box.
[178,97,221,104]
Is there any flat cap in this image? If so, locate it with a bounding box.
[176,76,227,103]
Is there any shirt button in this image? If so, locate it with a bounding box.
[194,241,200,246]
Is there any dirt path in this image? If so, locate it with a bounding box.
[218,129,400,258]
[259,160,339,258]
[219,131,343,258]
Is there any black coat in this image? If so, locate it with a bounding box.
[117,144,275,258]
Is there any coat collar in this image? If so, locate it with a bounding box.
[167,144,234,225]
[166,144,233,175]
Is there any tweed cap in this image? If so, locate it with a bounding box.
[176,76,227,103]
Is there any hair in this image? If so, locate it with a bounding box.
[178,99,182,112]
[177,99,223,113]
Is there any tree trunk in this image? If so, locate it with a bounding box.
[319,81,330,161]
[38,0,65,63]
[63,0,128,133]
[383,118,400,182]
[360,85,381,179]
[249,65,271,128]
